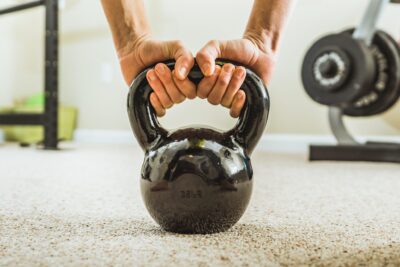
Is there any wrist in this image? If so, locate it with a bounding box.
[243,29,280,55]
[116,32,151,59]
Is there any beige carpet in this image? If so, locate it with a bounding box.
[1,143,400,266]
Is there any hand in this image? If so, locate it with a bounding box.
[196,37,277,117]
[118,36,196,116]
[197,63,247,118]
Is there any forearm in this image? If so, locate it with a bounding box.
[101,0,150,55]
[245,0,295,52]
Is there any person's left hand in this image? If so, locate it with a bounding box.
[196,63,247,118]
[195,37,277,117]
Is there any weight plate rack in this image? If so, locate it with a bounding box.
[304,0,400,163]
[0,0,59,149]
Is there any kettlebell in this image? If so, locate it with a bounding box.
[128,60,270,234]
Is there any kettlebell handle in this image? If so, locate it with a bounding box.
[128,60,270,155]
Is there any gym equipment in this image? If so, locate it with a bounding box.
[302,30,400,117]
[302,0,400,163]
[128,61,269,234]
[0,0,59,149]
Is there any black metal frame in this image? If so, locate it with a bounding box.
[0,0,59,149]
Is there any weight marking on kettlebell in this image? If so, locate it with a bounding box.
[180,190,203,199]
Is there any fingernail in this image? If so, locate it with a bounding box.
[223,64,234,73]
[148,71,156,81]
[237,68,245,78]
[155,64,165,74]
[179,67,187,78]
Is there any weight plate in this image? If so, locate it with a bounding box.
[302,33,376,106]
[341,29,400,116]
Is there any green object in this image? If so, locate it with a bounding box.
[25,92,45,107]
[0,93,77,143]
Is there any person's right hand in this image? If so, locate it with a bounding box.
[118,36,196,117]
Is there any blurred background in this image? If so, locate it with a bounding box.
[0,0,399,141]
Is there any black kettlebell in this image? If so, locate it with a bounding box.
[128,60,269,234]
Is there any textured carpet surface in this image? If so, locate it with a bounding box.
[1,143,400,266]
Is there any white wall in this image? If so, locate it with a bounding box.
[0,0,44,107]
[0,0,399,135]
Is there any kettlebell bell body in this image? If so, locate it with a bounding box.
[128,61,269,234]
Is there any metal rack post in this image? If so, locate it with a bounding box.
[0,0,59,149]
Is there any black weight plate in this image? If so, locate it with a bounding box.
[341,29,400,116]
[302,33,376,106]
[366,31,400,115]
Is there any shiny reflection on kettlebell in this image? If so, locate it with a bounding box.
[128,60,270,234]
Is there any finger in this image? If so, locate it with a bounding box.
[150,93,166,117]
[207,63,235,105]
[221,66,246,108]
[172,70,197,99]
[146,69,173,109]
[166,40,195,80]
[196,40,222,76]
[230,90,246,118]
[155,63,185,104]
[175,49,195,80]
[197,65,222,99]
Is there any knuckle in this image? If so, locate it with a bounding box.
[208,39,219,46]
[157,93,172,107]
[197,89,208,99]
[212,67,222,77]
[223,91,235,103]
[196,51,208,61]
[188,88,197,99]
[233,74,243,82]
[173,40,184,48]
[197,92,206,99]
[150,86,161,94]
[164,101,173,109]
[176,95,186,103]
[187,56,195,64]
[169,91,181,101]
[230,79,242,89]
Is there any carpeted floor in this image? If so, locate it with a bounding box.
[1,143,400,266]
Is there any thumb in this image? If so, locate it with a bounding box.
[196,40,223,76]
[167,40,195,80]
